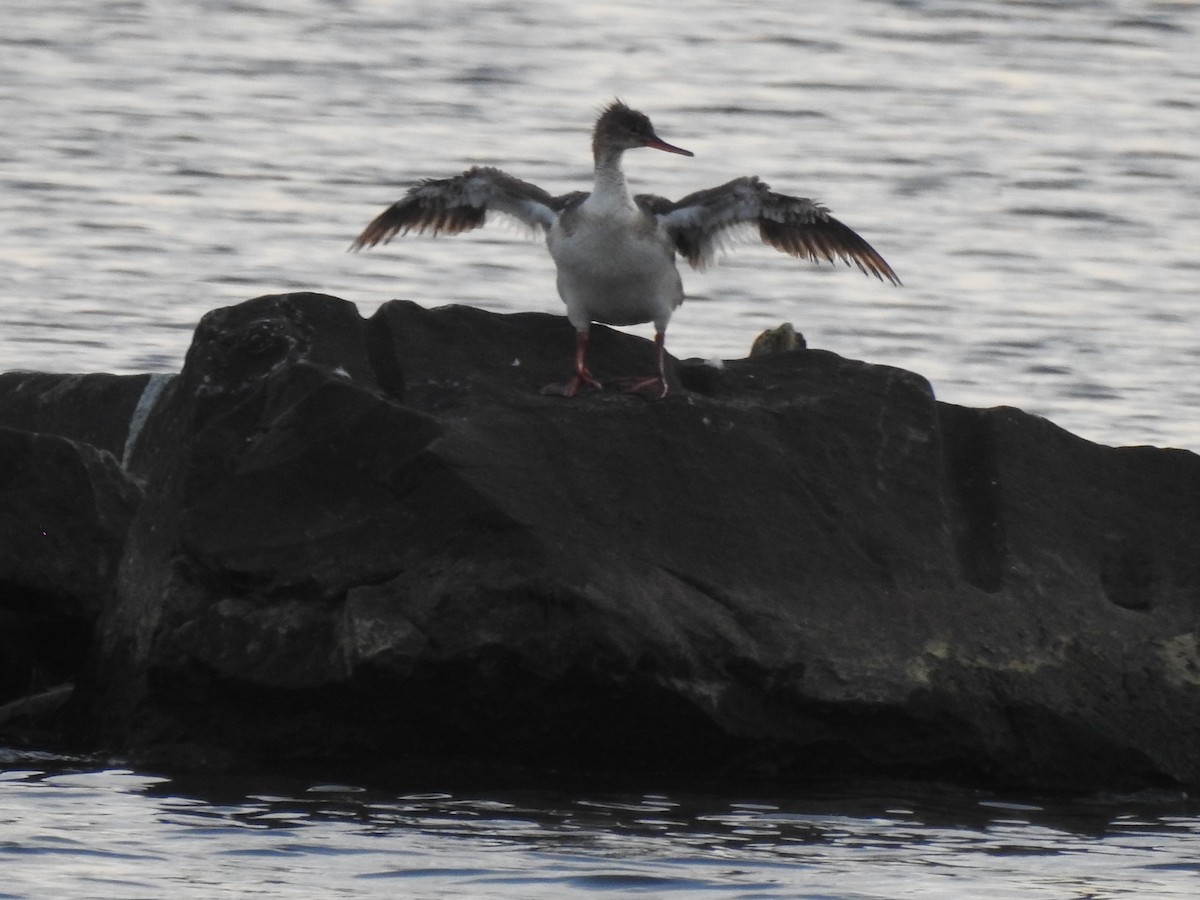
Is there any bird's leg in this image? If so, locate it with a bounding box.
[540,330,603,397]
[618,330,669,400]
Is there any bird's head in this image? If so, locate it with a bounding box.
[592,100,693,158]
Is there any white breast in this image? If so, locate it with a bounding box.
[546,196,684,331]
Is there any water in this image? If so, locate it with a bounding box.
[1,0,1197,449]
[2,756,1200,899]
[2,2,1199,893]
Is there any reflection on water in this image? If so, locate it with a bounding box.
[1,758,1199,899]
[0,1,1197,449]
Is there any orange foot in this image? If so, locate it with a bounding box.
[540,369,603,397]
[615,375,668,400]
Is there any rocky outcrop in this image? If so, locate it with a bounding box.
[0,412,142,712]
[3,292,1199,789]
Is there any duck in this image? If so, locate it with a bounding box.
[350,100,900,399]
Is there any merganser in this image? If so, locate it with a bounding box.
[351,100,900,399]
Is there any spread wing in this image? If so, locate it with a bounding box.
[643,176,900,285]
[350,166,581,250]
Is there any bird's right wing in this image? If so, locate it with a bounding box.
[350,166,572,250]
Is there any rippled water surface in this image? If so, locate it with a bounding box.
[2,756,1200,899]
[2,1,1198,893]
[1,0,1197,448]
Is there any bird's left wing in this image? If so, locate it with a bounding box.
[350,166,568,250]
[645,176,900,285]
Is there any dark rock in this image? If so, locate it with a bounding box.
[0,371,157,721]
[0,372,160,461]
[0,427,141,708]
[31,291,1200,790]
[0,684,74,738]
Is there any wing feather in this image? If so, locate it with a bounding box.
[350,166,567,250]
[654,176,901,285]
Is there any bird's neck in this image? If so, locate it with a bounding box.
[591,146,634,208]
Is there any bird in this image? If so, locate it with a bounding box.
[350,100,900,399]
